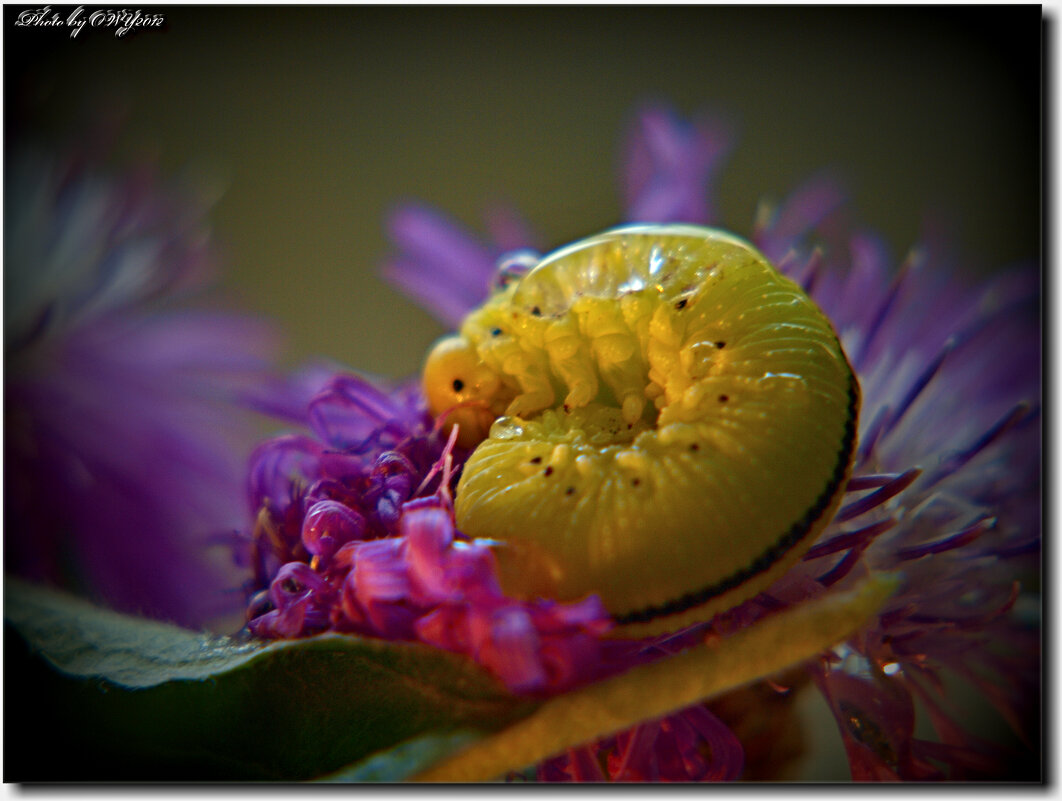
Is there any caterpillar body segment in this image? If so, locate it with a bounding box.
[422,225,860,635]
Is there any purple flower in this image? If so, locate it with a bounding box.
[244,103,1038,781]
[241,373,611,694]
[5,146,279,629]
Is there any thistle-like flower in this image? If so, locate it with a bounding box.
[240,104,1039,780]
[5,145,278,629]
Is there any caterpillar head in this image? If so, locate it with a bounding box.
[423,335,505,448]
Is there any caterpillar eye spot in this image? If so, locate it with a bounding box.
[491,328,503,337]
[422,336,504,449]
[433,224,860,636]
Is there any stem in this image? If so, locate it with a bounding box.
[416,573,898,782]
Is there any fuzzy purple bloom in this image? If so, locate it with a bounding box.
[240,372,611,694]
[245,103,1039,781]
[5,147,278,629]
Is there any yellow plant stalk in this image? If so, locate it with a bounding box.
[416,572,896,782]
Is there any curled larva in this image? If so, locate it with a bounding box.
[423,224,860,636]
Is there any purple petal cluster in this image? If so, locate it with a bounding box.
[241,372,611,694]
[5,147,278,629]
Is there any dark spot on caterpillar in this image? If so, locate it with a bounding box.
[452,379,465,392]
[674,298,688,310]
[716,341,726,349]
[690,443,700,451]
[627,423,633,429]
[491,328,503,337]
[566,486,576,495]
[543,466,554,477]
[632,478,641,486]
[718,394,729,403]
[563,404,571,413]
[531,306,542,317]
[530,456,542,464]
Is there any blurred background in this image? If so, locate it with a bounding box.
[4,6,1042,780]
[6,6,1040,379]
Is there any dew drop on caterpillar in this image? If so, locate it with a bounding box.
[422,224,860,636]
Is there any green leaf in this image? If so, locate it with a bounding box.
[4,578,539,781]
[4,573,895,782]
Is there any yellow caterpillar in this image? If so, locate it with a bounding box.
[423,225,859,636]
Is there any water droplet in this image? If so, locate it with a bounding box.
[494,250,539,289]
[490,416,524,440]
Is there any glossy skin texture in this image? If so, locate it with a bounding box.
[423,225,859,635]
